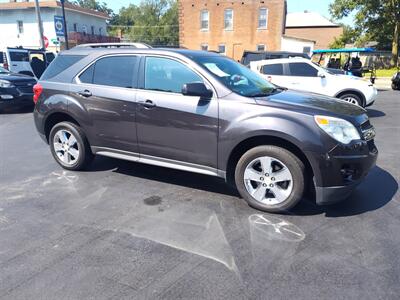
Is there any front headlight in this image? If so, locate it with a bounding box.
[314,115,361,144]
[0,79,14,88]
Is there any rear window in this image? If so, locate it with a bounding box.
[41,55,84,80]
[79,56,138,88]
[261,63,284,75]
[9,51,29,62]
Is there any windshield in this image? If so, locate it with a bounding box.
[0,66,9,74]
[193,55,278,97]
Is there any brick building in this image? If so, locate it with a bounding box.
[178,0,287,61]
[285,11,343,50]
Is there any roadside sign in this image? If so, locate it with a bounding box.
[51,38,59,45]
[44,36,49,48]
[54,15,65,37]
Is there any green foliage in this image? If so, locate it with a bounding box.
[329,0,400,64]
[110,0,179,47]
[329,25,360,48]
[73,0,114,16]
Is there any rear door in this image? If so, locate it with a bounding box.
[135,55,218,170]
[259,63,288,87]
[7,49,32,75]
[70,55,140,154]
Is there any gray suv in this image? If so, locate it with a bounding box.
[33,48,378,213]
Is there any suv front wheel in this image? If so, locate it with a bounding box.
[49,121,93,171]
[235,145,305,213]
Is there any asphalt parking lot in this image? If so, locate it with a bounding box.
[0,90,399,299]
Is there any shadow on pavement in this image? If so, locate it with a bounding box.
[88,155,238,197]
[367,109,386,118]
[293,166,398,217]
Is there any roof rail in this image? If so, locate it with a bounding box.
[73,43,152,49]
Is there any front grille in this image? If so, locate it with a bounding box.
[360,120,371,131]
[17,86,34,94]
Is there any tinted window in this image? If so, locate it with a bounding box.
[92,56,137,88]
[0,52,3,64]
[9,51,29,62]
[41,55,84,80]
[261,64,284,75]
[79,64,94,84]
[145,57,203,93]
[288,63,318,77]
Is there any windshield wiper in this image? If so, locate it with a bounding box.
[247,87,286,98]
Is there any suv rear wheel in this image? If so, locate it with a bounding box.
[49,121,93,171]
[235,145,305,213]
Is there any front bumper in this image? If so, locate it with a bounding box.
[306,139,378,205]
[365,86,377,106]
[0,86,34,110]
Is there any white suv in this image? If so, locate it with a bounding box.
[250,57,377,107]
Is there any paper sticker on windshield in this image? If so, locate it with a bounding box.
[204,63,229,77]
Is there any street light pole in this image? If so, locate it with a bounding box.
[60,0,69,50]
[34,0,45,50]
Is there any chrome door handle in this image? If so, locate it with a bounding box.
[78,90,92,97]
[139,99,156,108]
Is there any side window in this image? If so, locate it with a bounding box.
[288,63,318,77]
[261,63,284,76]
[80,56,137,88]
[145,57,203,94]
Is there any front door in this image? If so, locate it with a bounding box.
[70,55,139,153]
[135,56,218,170]
[286,62,326,94]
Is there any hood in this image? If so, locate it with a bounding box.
[0,72,37,84]
[258,89,366,117]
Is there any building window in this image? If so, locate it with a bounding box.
[82,25,87,35]
[17,21,24,34]
[99,28,103,36]
[224,9,233,30]
[201,44,208,51]
[200,10,209,30]
[218,44,226,54]
[73,23,78,32]
[91,26,95,35]
[303,46,311,55]
[257,44,266,51]
[258,8,268,29]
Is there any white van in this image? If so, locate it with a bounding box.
[250,57,377,107]
[1,47,56,79]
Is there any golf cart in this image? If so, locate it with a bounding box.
[312,48,377,84]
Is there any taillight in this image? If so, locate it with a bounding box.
[33,83,43,104]
[3,52,8,70]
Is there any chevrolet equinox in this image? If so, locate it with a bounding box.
[33,48,378,213]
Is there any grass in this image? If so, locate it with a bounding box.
[375,68,399,78]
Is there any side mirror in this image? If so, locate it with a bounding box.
[182,82,213,98]
[318,71,326,78]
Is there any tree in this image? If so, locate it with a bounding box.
[110,0,179,46]
[329,25,360,48]
[330,0,400,65]
[73,0,114,17]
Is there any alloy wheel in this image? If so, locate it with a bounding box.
[243,156,293,205]
[53,129,80,165]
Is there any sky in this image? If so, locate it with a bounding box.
[107,0,352,25]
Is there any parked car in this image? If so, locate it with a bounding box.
[33,49,377,213]
[0,66,36,112]
[1,47,56,79]
[241,51,310,66]
[250,57,377,107]
[392,71,400,90]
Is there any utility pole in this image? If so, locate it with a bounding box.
[34,0,45,50]
[60,0,69,50]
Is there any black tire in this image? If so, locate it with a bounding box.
[338,93,363,107]
[49,121,93,171]
[235,145,305,213]
[392,83,400,90]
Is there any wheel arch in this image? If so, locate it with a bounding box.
[44,112,81,142]
[225,135,314,188]
[335,89,366,107]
